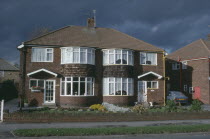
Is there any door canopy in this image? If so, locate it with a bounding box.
[138,71,163,79]
[27,68,58,78]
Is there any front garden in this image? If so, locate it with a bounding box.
[4,100,210,123]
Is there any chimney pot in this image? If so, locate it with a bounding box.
[87,18,95,28]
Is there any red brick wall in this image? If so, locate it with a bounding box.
[22,47,165,107]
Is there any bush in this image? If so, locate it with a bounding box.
[165,100,177,112]
[0,80,18,101]
[89,104,106,111]
[190,99,202,111]
[132,104,146,113]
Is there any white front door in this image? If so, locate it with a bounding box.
[44,80,55,103]
[138,81,147,103]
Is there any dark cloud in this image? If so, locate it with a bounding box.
[0,0,210,63]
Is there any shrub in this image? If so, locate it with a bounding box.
[89,104,106,111]
[190,99,202,111]
[132,104,146,113]
[165,100,177,112]
[0,80,18,101]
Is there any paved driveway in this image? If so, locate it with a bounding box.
[4,98,19,113]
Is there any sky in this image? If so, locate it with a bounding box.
[0,0,210,64]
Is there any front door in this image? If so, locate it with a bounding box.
[44,80,55,103]
[138,81,147,103]
[193,86,201,100]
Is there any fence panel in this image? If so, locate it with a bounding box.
[0,100,4,122]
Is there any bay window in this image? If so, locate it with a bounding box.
[60,77,94,96]
[103,77,134,96]
[61,47,95,65]
[103,49,133,65]
[31,48,53,62]
[140,52,157,65]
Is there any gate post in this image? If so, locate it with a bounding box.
[0,100,4,122]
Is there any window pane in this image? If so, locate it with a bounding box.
[73,82,79,95]
[38,80,44,88]
[140,53,146,64]
[80,82,85,95]
[66,77,71,81]
[122,82,127,95]
[146,53,156,65]
[115,78,121,95]
[30,80,37,88]
[66,82,71,95]
[73,52,79,63]
[103,51,108,64]
[87,82,93,95]
[80,77,85,81]
[73,77,78,81]
[122,53,127,64]
[80,51,86,63]
[46,53,52,61]
[109,83,114,95]
[65,48,73,63]
[109,54,114,64]
[115,53,121,64]
[147,82,151,88]
[87,52,91,64]
[152,82,158,89]
[61,82,65,95]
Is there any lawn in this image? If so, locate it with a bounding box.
[13,124,210,137]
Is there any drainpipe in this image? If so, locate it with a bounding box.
[18,45,26,111]
[178,56,182,92]
[163,52,166,106]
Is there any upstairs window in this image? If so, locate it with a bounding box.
[140,52,157,65]
[103,49,133,65]
[172,62,180,70]
[61,47,95,65]
[182,61,187,69]
[31,48,53,62]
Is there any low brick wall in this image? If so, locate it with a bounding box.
[4,111,210,123]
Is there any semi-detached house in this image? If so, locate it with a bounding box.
[18,18,166,107]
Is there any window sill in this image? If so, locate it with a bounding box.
[140,64,157,66]
[61,63,95,65]
[103,64,133,66]
[103,95,134,96]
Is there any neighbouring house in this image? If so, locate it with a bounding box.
[166,35,210,104]
[18,18,166,107]
[0,58,19,84]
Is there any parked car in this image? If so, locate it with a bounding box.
[167,91,188,104]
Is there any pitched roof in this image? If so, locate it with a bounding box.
[24,26,164,52]
[0,58,19,71]
[166,39,210,61]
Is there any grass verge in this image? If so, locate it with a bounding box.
[13,124,210,137]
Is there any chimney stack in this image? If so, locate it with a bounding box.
[87,18,95,28]
[87,10,96,28]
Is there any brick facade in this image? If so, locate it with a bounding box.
[166,58,210,104]
[19,46,165,107]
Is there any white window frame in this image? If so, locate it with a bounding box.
[60,77,94,96]
[31,47,54,62]
[0,71,4,77]
[61,47,95,65]
[140,52,157,65]
[29,79,45,92]
[172,62,180,70]
[102,49,133,66]
[189,87,194,94]
[103,77,134,96]
[182,61,187,69]
[146,81,158,89]
[184,85,187,92]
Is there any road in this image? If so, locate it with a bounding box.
[1,119,210,138]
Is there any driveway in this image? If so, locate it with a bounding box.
[3,98,19,113]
